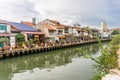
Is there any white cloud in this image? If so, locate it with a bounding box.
[0,0,120,28]
[32,0,112,25]
[0,0,40,22]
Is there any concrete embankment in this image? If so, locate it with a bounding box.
[0,39,110,59]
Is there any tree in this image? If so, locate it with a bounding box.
[15,33,25,43]
[0,37,9,43]
[111,30,119,35]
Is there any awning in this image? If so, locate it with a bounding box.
[34,35,39,37]
[64,33,71,36]
[0,33,10,36]
[45,35,53,38]
[23,32,44,35]
[57,35,66,38]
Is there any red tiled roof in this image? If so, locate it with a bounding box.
[46,19,58,24]
[56,25,64,29]
[22,22,34,27]
[41,23,56,31]
[45,19,64,29]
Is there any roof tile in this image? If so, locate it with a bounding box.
[22,22,34,27]
[41,23,56,31]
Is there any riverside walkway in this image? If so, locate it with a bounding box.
[0,39,110,59]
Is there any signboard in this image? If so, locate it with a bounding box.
[10,35,15,47]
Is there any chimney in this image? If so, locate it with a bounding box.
[21,20,23,23]
[32,18,36,25]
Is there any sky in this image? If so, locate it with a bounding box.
[0,0,120,29]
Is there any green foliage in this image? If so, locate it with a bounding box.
[0,37,9,43]
[28,39,33,45]
[110,34,120,46]
[91,72,104,80]
[15,33,25,43]
[87,28,103,49]
[111,30,120,35]
[92,49,118,73]
[91,32,120,80]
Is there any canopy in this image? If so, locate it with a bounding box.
[23,32,44,35]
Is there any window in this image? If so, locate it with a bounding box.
[49,30,55,36]
[65,28,69,33]
[28,34,34,39]
[78,31,80,34]
[0,25,7,30]
[58,30,63,35]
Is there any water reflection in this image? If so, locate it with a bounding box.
[0,43,100,80]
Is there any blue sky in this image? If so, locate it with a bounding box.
[0,0,120,29]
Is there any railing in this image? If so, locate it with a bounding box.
[0,38,111,59]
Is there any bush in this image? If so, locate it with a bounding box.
[111,30,120,35]
[15,33,25,43]
[92,34,120,80]
[0,37,9,43]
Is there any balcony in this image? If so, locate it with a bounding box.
[57,33,63,35]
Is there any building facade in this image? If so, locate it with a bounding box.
[9,22,44,43]
[36,21,56,43]
[0,20,11,48]
[100,22,110,38]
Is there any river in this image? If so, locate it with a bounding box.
[0,43,106,80]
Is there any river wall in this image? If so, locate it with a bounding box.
[0,39,110,59]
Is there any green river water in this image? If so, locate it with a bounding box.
[0,43,105,80]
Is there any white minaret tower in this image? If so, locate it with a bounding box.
[101,22,107,32]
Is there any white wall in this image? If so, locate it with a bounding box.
[69,28,73,34]
[7,25,11,33]
[72,28,78,35]
[101,32,109,38]
[10,34,15,47]
[49,30,56,37]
